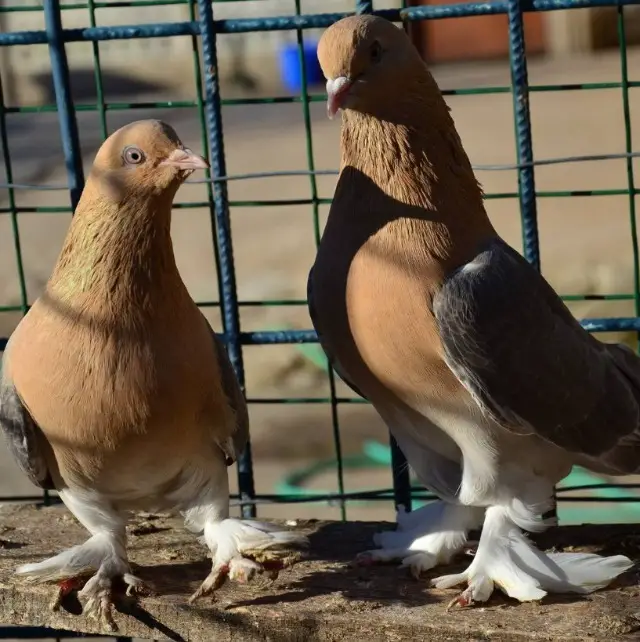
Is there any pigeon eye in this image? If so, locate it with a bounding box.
[123,146,145,165]
[370,40,383,63]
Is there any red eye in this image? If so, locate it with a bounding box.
[123,146,145,165]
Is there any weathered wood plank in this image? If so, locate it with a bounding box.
[1,504,639,641]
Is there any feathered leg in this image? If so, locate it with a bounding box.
[356,501,485,577]
[433,500,633,607]
[15,489,148,631]
[183,466,307,603]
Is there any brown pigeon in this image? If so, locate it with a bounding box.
[1,119,306,630]
[308,15,633,608]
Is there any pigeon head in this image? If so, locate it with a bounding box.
[317,15,428,120]
[89,119,209,202]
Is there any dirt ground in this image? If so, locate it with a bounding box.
[1,47,640,532]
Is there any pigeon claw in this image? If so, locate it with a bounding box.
[353,551,376,567]
[446,589,474,611]
[189,562,230,603]
[49,577,87,611]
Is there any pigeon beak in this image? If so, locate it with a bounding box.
[326,76,352,120]
[160,148,210,170]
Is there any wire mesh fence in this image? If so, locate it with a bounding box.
[0,0,640,636]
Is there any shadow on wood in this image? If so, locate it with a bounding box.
[1,504,640,641]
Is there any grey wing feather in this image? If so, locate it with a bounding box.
[0,354,55,489]
[202,315,249,466]
[307,266,367,399]
[433,237,640,474]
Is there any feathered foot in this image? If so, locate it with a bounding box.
[15,533,151,631]
[189,518,307,603]
[77,570,150,631]
[355,501,484,578]
[433,505,633,608]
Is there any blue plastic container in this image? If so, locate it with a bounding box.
[278,41,323,92]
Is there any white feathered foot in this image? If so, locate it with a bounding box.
[433,504,634,608]
[14,491,150,632]
[15,532,148,631]
[356,501,485,577]
[189,518,308,602]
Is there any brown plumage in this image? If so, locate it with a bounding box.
[309,15,632,608]
[1,119,305,630]
[314,16,496,417]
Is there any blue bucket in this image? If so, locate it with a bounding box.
[278,41,323,92]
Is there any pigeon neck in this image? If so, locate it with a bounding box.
[339,103,493,229]
[48,191,181,305]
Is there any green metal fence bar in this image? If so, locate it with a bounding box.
[3,81,640,116]
[617,7,640,353]
[507,0,539,271]
[4,2,640,48]
[43,0,85,211]
[87,0,109,141]
[293,0,349,520]
[197,0,257,519]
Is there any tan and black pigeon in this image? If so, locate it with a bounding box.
[1,119,305,629]
[308,15,634,607]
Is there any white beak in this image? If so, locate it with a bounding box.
[326,76,352,119]
[160,148,209,170]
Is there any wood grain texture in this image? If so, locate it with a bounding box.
[1,504,639,641]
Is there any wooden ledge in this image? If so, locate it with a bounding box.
[1,504,639,641]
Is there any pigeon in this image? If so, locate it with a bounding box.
[308,14,634,608]
[1,119,306,630]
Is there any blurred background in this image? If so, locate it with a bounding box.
[1,0,640,529]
